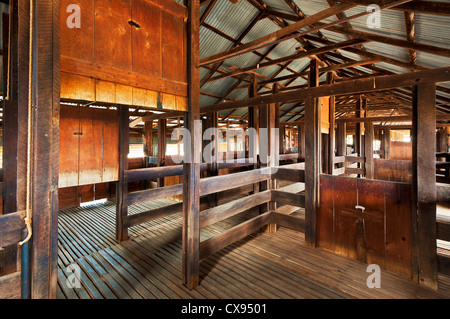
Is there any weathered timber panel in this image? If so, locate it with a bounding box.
[95,0,132,70]
[390,141,412,161]
[59,105,80,187]
[60,0,94,62]
[60,0,188,107]
[59,105,119,188]
[374,158,412,183]
[318,175,413,278]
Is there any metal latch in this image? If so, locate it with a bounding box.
[355,205,366,213]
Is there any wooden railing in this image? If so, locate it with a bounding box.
[118,160,261,237]
[0,210,27,299]
[333,154,364,176]
[436,152,450,184]
[199,165,306,261]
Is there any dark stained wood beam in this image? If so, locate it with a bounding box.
[183,0,201,290]
[31,0,61,299]
[412,83,438,290]
[206,38,367,83]
[305,59,320,247]
[201,67,450,113]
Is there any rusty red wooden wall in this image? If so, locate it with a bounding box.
[59,105,119,188]
[318,174,413,278]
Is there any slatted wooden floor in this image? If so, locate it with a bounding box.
[57,200,450,299]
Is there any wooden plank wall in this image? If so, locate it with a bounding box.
[59,0,187,110]
[318,174,413,278]
[373,159,412,183]
[59,105,119,188]
[390,141,412,161]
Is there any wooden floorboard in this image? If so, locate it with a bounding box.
[57,200,450,299]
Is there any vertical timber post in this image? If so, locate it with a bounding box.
[328,73,335,175]
[305,59,320,247]
[116,105,129,242]
[248,75,259,194]
[365,121,374,179]
[412,83,438,290]
[182,0,201,290]
[31,0,61,299]
[336,123,346,166]
[157,119,167,188]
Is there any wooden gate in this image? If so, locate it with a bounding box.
[0,211,26,299]
[318,174,413,278]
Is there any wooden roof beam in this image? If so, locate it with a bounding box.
[199,3,356,66]
[200,67,450,114]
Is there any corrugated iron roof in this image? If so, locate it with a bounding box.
[193,0,450,121]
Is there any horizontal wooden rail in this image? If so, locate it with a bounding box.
[200,191,271,229]
[124,165,186,183]
[436,152,450,159]
[124,160,255,182]
[271,190,305,208]
[334,167,346,176]
[271,167,305,183]
[334,156,345,164]
[0,272,21,299]
[199,210,305,261]
[271,212,305,233]
[437,183,450,201]
[0,211,27,248]
[199,212,272,260]
[124,184,183,206]
[200,167,271,196]
[279,153,299,161]
[345,167,365,175]
[437,220,450,242]
[124,202,183,228]
[345,156,364,163]
[438,255,450,276]
[436,161,450,169]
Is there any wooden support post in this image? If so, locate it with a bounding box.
[258,100,269,216]
[305,59,320,247]
[116,105,129,243]
[438,127,448,153]
[336,123,347,166]
[412,83,438,290]
[299,123,305,160]
[30,0,61,299]
[157,119,167,188]
[205,111,219,207]
[365,122,374,179]
[279,124,285,155]
[328,73,335,175]
[144,117,153,157]
[143,118,153,189]
[384,127,391,159]
[355,97,363,174]
[266,84,279,233]
[182,0,201,290]
[248,75,259,194]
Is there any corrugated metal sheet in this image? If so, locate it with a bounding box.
[187,0,450,117]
